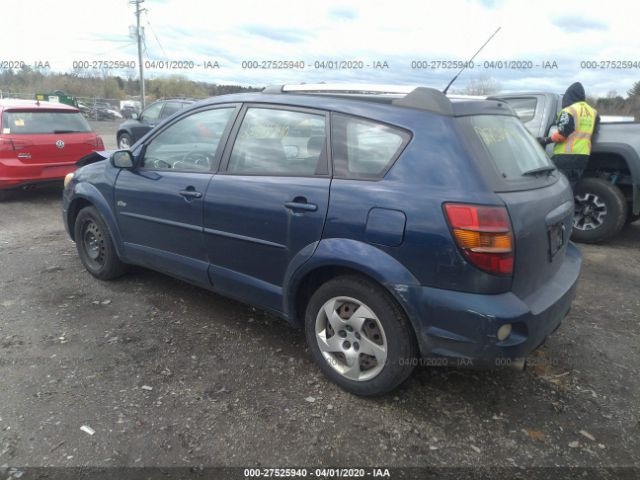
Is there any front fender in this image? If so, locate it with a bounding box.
[284,238,421,327]
[67,182,123,257]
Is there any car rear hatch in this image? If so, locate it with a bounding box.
[457,112,574,298]
[1,108,101,164]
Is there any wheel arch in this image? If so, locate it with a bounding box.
[589,143,640,214]
[284,238,421,333]
[116,129,132,142]
[67,184,124,257]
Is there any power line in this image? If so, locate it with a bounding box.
[144,11,169,60]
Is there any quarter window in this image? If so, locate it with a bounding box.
[227,108,327,176]
[142,107,234,171]
[332,114,409,179]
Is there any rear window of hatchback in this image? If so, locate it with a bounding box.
[1,110,92,135]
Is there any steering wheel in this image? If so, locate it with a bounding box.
[146,157,172,169]
[182,151,213,168]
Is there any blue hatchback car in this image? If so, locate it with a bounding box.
[62,84,581,395]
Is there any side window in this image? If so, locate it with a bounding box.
[332,114,409,179]
[140,102,163,123]
[227,108,327,176]
[502,97,537,123]
[142,107,234,172]
[160,101,182,119]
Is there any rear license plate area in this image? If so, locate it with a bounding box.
[548,221,566,260]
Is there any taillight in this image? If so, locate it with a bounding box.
[0,138,32,151]
[0,139,14,151]
[443,203,514,276]
[86,136,104,150]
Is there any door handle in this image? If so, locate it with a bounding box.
[179,188,202,199]
[284,198,318,212]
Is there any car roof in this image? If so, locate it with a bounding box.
[194,84,516,119]
[0,99,79,112]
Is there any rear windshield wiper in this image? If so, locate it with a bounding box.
[522,165,556,176]
[53,129,83,133]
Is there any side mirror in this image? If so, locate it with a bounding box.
[131,112,139,120]
[111,150,134,169]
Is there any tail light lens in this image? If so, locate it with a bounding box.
[86,135,105,150]
[0,138,32,150]
[443,203,514,276]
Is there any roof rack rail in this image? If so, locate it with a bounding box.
[261,84,455,116]
[263,84,419,95]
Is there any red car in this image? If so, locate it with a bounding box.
[0,99,104,200]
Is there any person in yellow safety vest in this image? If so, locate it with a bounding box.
[538,82,600,187]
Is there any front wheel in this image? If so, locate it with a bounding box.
[117,133,133,150]
[304,275,417,396]
[571,177,627,244]
[74,206,128,280]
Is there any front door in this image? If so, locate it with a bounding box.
[203,106,331,312]
[115,105,238,286]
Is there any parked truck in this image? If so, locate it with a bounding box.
[490,92,640,243]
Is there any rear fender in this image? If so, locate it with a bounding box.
[590,143,640,214]
[284,238,421,329]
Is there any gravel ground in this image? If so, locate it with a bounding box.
[0,158,639,472]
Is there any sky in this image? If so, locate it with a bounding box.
[2,0,640,97]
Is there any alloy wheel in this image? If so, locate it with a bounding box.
[574,193,607,231]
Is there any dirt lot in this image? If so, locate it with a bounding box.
[0,131,639,473]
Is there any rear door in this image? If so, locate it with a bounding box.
[203,105,331,312]
[115,105,238,286]
[459,114,574,297]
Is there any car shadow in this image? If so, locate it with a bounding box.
[1,184,64,204]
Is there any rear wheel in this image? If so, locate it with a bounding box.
[117,133,133,150]
[304,275,417,396]
[571,178,627,243]
[0,190,10,201]
[74,206,128,280]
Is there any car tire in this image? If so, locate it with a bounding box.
[74,206,128,280]
[117,133,133,150]
[571,178,627,244]
[304,275,417,396]
[0,190,10,201]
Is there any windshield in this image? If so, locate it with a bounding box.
[2,110,92,134]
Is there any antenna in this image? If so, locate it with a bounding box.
[443,27,501,94]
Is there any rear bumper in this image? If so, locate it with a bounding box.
[0,158,76,190]
[405,242,581,368]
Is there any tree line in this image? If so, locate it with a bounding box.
[2,67,640,120]
[0,66,259,101]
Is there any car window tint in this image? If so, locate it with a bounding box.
[142,108,234,172]
[332,114,408,179]
[160,101,182,119]
[465,114,553,179]
[1,111,92,134]
[227,108,327,176]
[141,102,163,123]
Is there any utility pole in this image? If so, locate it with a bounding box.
[131,0,146,109]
